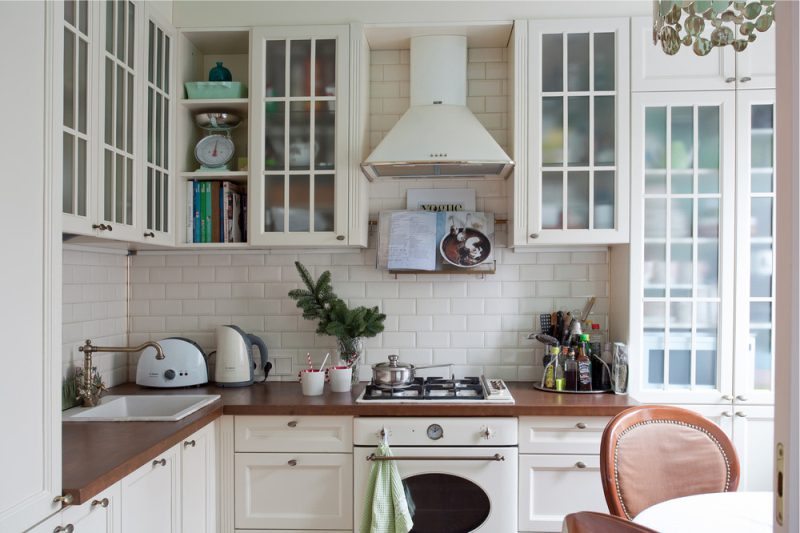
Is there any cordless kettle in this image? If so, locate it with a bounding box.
[214,325,271,387]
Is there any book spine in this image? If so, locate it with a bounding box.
[186,180,194,243]
[204,181,212,243]
[193,181,200,244]
[198,182,207,243]
[211,181,221,243]
[222,182,230,243]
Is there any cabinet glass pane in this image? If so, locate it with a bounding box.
[752,329,772,390]
[147,168,153,229]
[148,22,154,83]
[698,241,719,297]
[126,158,133,224]
[115,153,124,223]
[698,106,720,170]
[646,171,666,194]
[155,92,162,165]
[594,170,614,229]
[126,72,134,153]
[670,243,693,297]
[698,198,719,238]
[751,243,773,297]
[698,170,719,195]
[751,197,773,237]
[644,302,665,328]
[104,150,112,219]
[670,301,692,329]
[314,174,334,232]
[644,244,666,297]
[65,0,75,25]
[105,58,113,143]
[265,41,286,97]
[594,96,615,165]
[672,171,692,194]
[127,2,135,68]
[541,34,563,92]
[668,329,691,387]
[567,96,589,166]
[289,40,311,97]
[63,134,74,213]
[752,134,773,168]
[315,105,335,170]
[115,65,124,149]
[567,33,589,91]
[594,32,614,91]
[64,32,74,129]
[78,0,88,34]
[751,302,772,324]
[289,101,310,170]
[567,171,589,229]
[671,198,693,238]
[163,175,168,232]
[671,107,693,170]
[644,332,665,386]
[542,97,563,166]
[315,39,336,96]
[289,175,310,232]
[264,175,285,232]
[695,326,718,387]
[155,27,163,89]
[645,108,667,169]
[752,171,773,193]
[163,36,170,91]
[644,198,666,238]
[265,102,285,170]
[78,39,88,133]
[115,0,124,63]
[77,138,87,216]
[541,171,563,230]
[105,0,113,53]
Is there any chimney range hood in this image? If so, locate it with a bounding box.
[361,35,514,181]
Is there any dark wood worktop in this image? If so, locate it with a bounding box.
[62,382,635,503]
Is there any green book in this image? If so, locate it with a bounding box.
[204,181,213,243]
[198,182,207,243]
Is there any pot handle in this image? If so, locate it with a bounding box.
[413,363,454,373]
[248,334,271,382]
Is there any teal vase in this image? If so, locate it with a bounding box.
[208,61,232,82]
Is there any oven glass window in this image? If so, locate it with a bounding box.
[402,474,490,533]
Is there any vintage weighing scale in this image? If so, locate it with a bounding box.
[194,112,241,171]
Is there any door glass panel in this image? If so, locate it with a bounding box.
[127,2,135,68]
[671,171,692,194]
[698,106,720,171]
[115,153,124,223]
[78,0,88,34]
[670,301,692,329]
[542,97,563,166]
[698,198,719,238]
[698,242,719,297]
[541,171,563,230]
[670,243,692,297]
[567,33,589,91]
[698,170,719,195]
[646,171,666,194]
[567,171,589,229]
[115,64,124,150]
[104,150,112,220]
[77,138,87,216]
[147,168,153,229]
[289,101,311,170]
[265,102,285,170]
[645,107,667,169]
[751,197,773,237]
[126,158,133,224]
[644,331,665,386]
[315,105,335,170]
[289,40,311,97]
[65,0,75,25]
[752,171,773,193]
[670,198,693,239]
[541,34,563,92]
[644,198,666,238]
[644,301,665,328]
[288,175,310,232]
[116,0,124,63]
[751,329,772,390]
[594,170,614,229]
[315,39,336,96]
[695,326,718,387]
[751,243,773,297]
[671,107,693,170]
[567,96,589,166]
[751,104,774,168]
[266,40,286,97]
[314,174,334,232]
[668,333,691,387]
[105,58,113,142]
[402,474,490,533]
[594,32,615,91]
[64,32,74,129]
[63,134,74,213]
[594,96,615,165]
[105,1,113,53]
[78,39,88,133]
[264,175,285,232]
[644,244,666,297]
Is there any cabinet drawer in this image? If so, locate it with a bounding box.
[234,453,353,530]
[235,416,352,453]
[519,416,611,454]
[518,454,608,532]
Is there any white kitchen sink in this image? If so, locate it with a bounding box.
[62,394,220,422]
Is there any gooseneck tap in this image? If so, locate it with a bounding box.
[77,339,165,405]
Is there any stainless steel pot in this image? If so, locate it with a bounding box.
[371,354,453,388]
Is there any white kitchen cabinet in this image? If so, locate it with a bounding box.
[513,18,629,246]
[518,454,608,532]
[120,444,180,533]
[26,484,120,533]
[732,405,775,492]
[181,421,217,533]
[235,415,353,453]
[631,16,775,92]
[518,416,610,455]
[234,452,353,530]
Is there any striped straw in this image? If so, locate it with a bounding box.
[307,352,313,370]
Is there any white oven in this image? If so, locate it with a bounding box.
[354,417,518,533]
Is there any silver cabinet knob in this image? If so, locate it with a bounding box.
[54,525,74,533]
[721,411,733,417]
[336,235,345,241]
[143,231,155,238]
[288,459,297,466]
[575,422,587,429]
[736,395,748,402]
[722,394,733,401]
[481,427,494,439]
[529,233,539,239]
[725,77,736,83]
[53,494,73,506]
[91,497,109,508]
[184,440,196,448]
[735,411,748,418]
[740,76,752,83]
[575,461,586,469]
[152,458,167,467]
[287,420,298,428]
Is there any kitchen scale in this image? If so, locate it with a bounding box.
[194,112,241,171]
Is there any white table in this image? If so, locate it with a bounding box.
[634,491,773,533]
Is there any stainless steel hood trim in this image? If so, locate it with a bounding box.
[361,160,514,181]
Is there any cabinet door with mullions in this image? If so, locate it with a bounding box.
[252,26,349,246]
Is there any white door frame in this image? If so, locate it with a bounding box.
[774,1,800,530]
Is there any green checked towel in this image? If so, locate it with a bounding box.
[360,443,414,533]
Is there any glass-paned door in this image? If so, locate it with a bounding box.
[631,92,735,403]
[62,0,92,224]
[143,16,173,242]
[98,0,139,237]
[529,19,629,244]
[735,91,776,403]
[252,26,349,246]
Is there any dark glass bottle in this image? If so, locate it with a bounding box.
[565,347,578,391]
[577,335,592,391]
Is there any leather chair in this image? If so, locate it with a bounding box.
[563,511,660,533]
[600,405,740,520]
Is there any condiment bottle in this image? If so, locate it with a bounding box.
[565,347,578,391]
[554,346,566,391]
[542,346,558,389]
[577,335,592,391]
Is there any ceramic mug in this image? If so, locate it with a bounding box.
[299,369,325,396]
[327,366,353,393]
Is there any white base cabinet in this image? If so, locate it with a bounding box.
[120,444,181,533]
[27,484,120,533]
[181,421,217,533]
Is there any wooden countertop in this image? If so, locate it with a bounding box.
[62,382,635,503]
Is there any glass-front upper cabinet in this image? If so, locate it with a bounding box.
[525,18,629,245]
[630,91,736,404]
[251,26,350,246]
[735,91,776,404]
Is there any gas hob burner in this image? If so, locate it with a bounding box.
[359,376,513,403]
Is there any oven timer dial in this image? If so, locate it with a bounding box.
[427,424,444,440]
[480,426,495,440]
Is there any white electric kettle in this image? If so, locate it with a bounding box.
[214,325,271,387]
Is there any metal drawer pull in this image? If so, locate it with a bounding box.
[575,461,587,469]
[143,231,155,238]
[367,454,505,462]
[54,525,74,533]
[184,440,196,448]
[740,76,752,83]
[735,411,748,418]
[722,394,733,401]
[152,458,167,467]
[575,422,587,429]
[722,411,733,417]
[287,420,298,428]
[288,459,298,466]
[53,494,73,505]
[725,77,736,83]
[91,497,109,508]
[736,395,748,402]
[336,235,345,241]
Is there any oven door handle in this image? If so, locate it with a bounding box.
[366,453,505,462]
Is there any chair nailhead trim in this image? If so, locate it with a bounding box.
[613,419,733,520]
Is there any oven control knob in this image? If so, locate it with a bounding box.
[480,426,495,440]
[427,424,444,440]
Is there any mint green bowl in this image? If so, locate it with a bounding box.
[184,81,247,99]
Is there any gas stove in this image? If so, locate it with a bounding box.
[356,376,514,404]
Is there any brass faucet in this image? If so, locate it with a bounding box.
[77,339,165,405]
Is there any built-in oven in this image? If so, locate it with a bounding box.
[354,417,518,533]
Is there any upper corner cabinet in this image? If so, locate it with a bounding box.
[250,25,351,247]
[519,18,630,246]
[631,16,775,92]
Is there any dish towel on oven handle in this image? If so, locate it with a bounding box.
[360,442,414,533]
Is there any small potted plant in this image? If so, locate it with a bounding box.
[288,261,385,383]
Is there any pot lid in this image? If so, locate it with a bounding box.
[373,354,412,369]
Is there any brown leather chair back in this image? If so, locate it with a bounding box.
[600,405,740,520]
[564,511,660,533]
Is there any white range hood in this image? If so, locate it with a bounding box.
[361,35,514,181]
